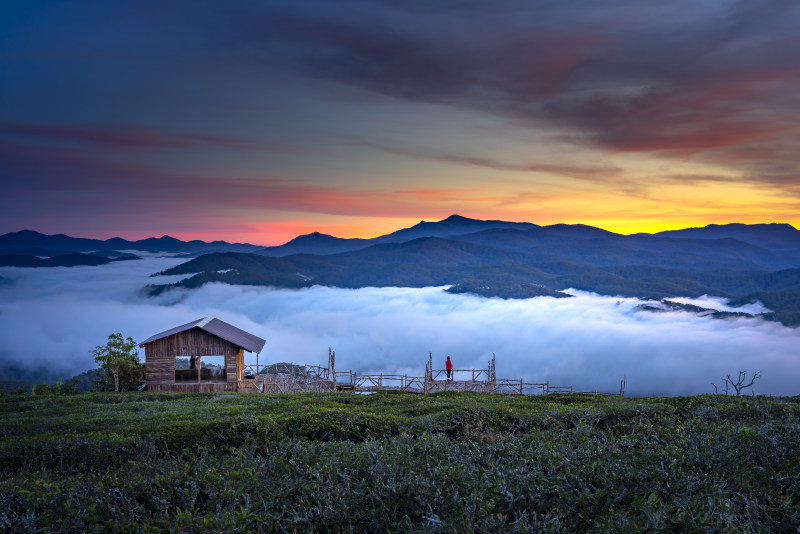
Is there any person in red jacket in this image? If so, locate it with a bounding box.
[446,356,453,381]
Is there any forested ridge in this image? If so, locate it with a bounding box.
[151,219,800,326]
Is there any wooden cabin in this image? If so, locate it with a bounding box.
[140,316,266,392]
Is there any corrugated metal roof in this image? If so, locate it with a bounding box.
[139,316,266,353]
[139,317,209,345]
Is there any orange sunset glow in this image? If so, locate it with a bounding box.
[1,1,799,243]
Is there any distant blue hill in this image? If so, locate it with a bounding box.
[4,216,799,326]
[257,232,373,257]
[654,223,800,253]
[149,217,800,326]
[6,217,797,260]
[373,214,539,242]
[0,230,262,257]
[256,214,539,256]
[0,253,121,267]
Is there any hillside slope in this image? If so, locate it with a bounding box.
[2,391,799,532]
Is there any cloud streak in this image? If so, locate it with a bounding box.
[0,139,550,237]
[261,0,781,175]
[0,120,301,153]
[362,142,621,182]
[1,258,798,396]
[237,0,800,180]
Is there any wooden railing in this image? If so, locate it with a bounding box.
[236,376,334,393]
[353,374,426,392]
[429,369,491,382]
[241,363,329,380]
[231,351,622,397]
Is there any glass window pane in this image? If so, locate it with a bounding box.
[175,356,198,382]
[200,355,226,382]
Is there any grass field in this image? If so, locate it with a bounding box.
[1,390,799,532]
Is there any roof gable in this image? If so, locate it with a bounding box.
[140,316,266,353]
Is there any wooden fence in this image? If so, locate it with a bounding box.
[230,350,623,397]
[242,362,329,380]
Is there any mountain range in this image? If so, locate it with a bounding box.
[0,229,262,260]
[3,216,799,325]
[256,215,538,256]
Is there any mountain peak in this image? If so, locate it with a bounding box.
[442,214,471,222]
[374,214,538,243]
[11,229,46,237]
[409,215,476,228]
[288,232,335,242]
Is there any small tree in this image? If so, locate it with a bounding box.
[725,370,761,396]
[90,333,144,392]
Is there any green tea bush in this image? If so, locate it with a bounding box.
[1,391,799,532]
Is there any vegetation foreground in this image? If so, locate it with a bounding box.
[1,391,799,532]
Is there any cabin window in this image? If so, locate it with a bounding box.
[175,356,197,382]
[174,355,227,383]
[199,355,226,382]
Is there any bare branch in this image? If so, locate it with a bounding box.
[724,370,762,396]
[742,370,762,389]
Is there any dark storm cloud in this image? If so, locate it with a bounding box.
[360,142,623,183]
[4,1,799,166]
[0,120,302,152]
[231,0,800,174]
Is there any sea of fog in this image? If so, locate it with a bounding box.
[1,257,798,396]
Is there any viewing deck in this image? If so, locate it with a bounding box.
[224,352,626,396]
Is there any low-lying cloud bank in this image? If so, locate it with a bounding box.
[1,258,798,396]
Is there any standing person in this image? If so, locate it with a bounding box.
[446,356,453,381]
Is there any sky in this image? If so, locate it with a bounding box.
[2,258,798,396]
[2,0,800,245]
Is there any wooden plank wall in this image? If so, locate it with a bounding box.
[143,328,241,384]
[231,349,244,381]
[147,382,235,393]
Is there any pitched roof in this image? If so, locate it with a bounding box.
[139,316,266,353]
